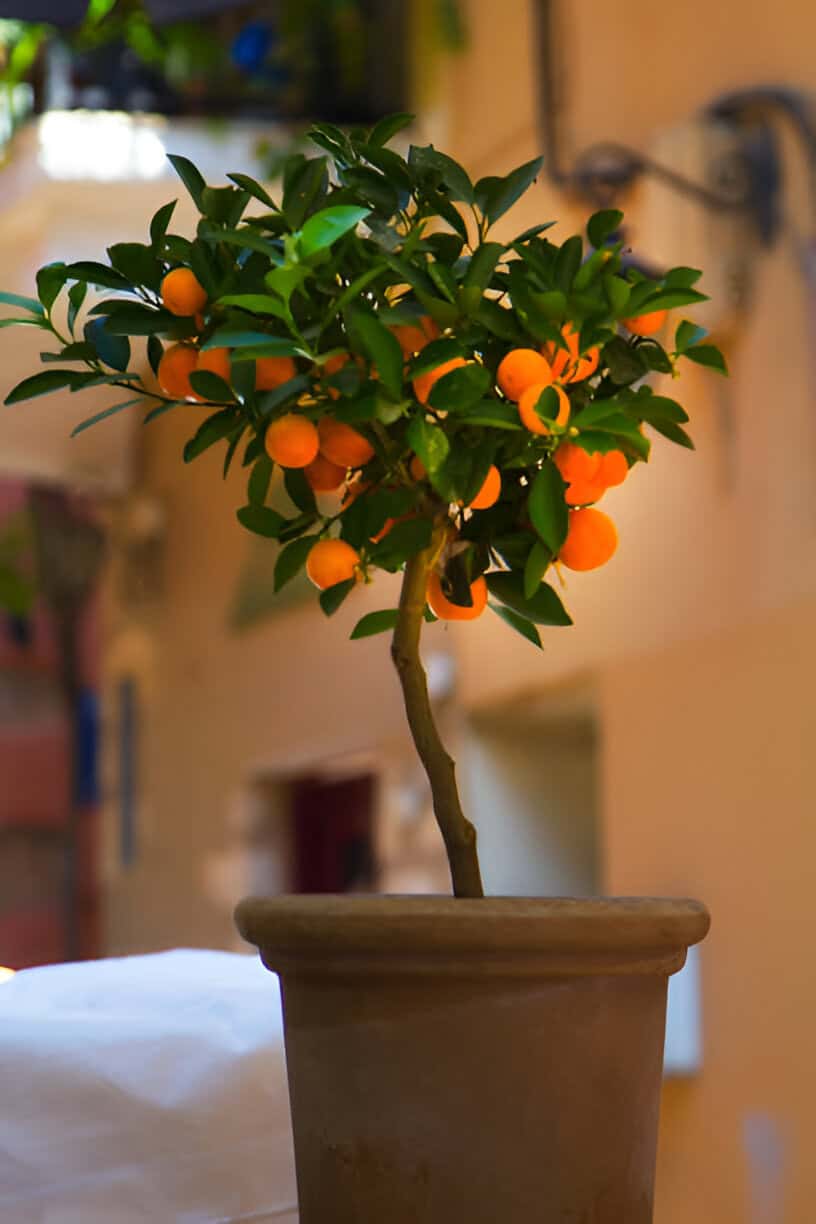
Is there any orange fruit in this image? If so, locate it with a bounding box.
[256,355,297,391]
[542,323,599,384]
[390,315,440,357]
[565,480,606,506]
[304,453,347,492]
[157,343,199,400]
[306,538,361,590]
[468,465,501,510]
[623,309,668,337]
[598,449,628,488]
[318,417,375,468]
[264,414,320,468]
[518,383,570,435]
[409,455,427,481]
[197,347,231,383]
[161,268,208,318]
[559,508,618,571]
[553,442,602,485]
[413,356,468,406]
[496,348,552,402]
[427,572,488,621]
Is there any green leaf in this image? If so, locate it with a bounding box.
[257,375,311,416]
[0,317,47,330]
[350,608,401,639]
[103,306,185,336]
[227,172,277,209]
[212,227,282,258]
[247,454,273,505]
[319,577,356,616]
[71,397,143,436]
[603,273,631,315]
[188,369,234,402]
[283,467,317,514]
[183,409,240,462]
[369,518,433,570]
[0,291,45,316]
[236,504,286,537]
[489,601,542,648]
[201,185,249,226]
[528,462,568,553]
[683,345,728,375]
[410,144,474,203]
[663,267,702,289]
[630,288,709,313]
[167,153,206,210]
[454,400,523,430]
[486,570,572,626]
[282,155,329,229]
[603,336,647,385]
[67,281,87,334]
[648,419,695,449]
[65,262,132,290]
[587,209,623,248]
[349,310,404,399]
[369,112,414,146]
[428,363,491,411]
[476,298,523,342]
[406,416,450,472]
[299,205,370,259]
[205,330,301,354]
[409,337,466,377]
[674,320,707,353]
[274,534,316,592]
[216,294,288,320]
[108,242,162,290]
[149,200,177,250]
[637,340,673,375]
[5,370,80,404]
[628,394,689,424]
[477,156,543,226]
[147,334,164,376]
[523,538,552,599]
[554,235,583,292]
[36,264,68,312]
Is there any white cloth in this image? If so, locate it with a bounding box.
[0,949,298,1223]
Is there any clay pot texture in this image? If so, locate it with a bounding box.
[235,895,709,1224]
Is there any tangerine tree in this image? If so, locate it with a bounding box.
[1,113,726,898]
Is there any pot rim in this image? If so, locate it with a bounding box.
[235,895,709,979]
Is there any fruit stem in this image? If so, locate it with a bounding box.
[391,533,485,899]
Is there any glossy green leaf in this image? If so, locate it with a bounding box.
[299,206,370,259]
[454,401,523,430]
[149,200,177,250]
[183,409,241,462]
[489,601,542,648]
[406,416,450,472]
[167,153,206,210]
[682,344,728,374]
[349,310,404,399]
[108,242,162,290]
[71,397,143,436]
[319,577,356,616]
[368,112,414,147]
[188,370,235,402]
[476,157,543,226]
[350,608,400,639]
[274,534,316,592]
[523,538,552,600]
[236,504,286,537]
[0,291,45,316]
[528,462,568,553]
[486,570,572,625]
[247,454,273,506]
[84,318,131,371]
[36,264,67,312]
[587,209,623,248]
[64,262,131,290]
[428,363,490,411]
[5,370,80,404]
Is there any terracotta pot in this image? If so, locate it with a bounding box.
[235,895,709,1224]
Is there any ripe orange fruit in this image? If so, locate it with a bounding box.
[409,455,427,481]
[256,355,297,391]
[468,465,501,510]
[413,356,467,406]
[161,268,208,318]
[264,414,320,468]
[564,480,606,506]
[553,442,602,485]
[542,323,599,384]
[598,449,628,488]
[304,453,347,492]
[623,309,668,337]
[157,343,199,400]
[306,538,361,590]
[496,348,553,401]
[318,417,375,468]
[518,383,570,435]
[559,508,618,571]
[197,346,231,383]
[390,315,440,357]
[427,572,488,621]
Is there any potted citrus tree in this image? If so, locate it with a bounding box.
[2,113,725,1222]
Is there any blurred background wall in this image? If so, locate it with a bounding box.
[0,2,814,1220]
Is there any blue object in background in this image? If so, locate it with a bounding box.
[76,688,100,807]
[118,678,138,868]
[231,20,274,73]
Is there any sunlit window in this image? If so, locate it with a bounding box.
[37,110,167,182]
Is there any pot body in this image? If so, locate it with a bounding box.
[235,895,709,1224]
